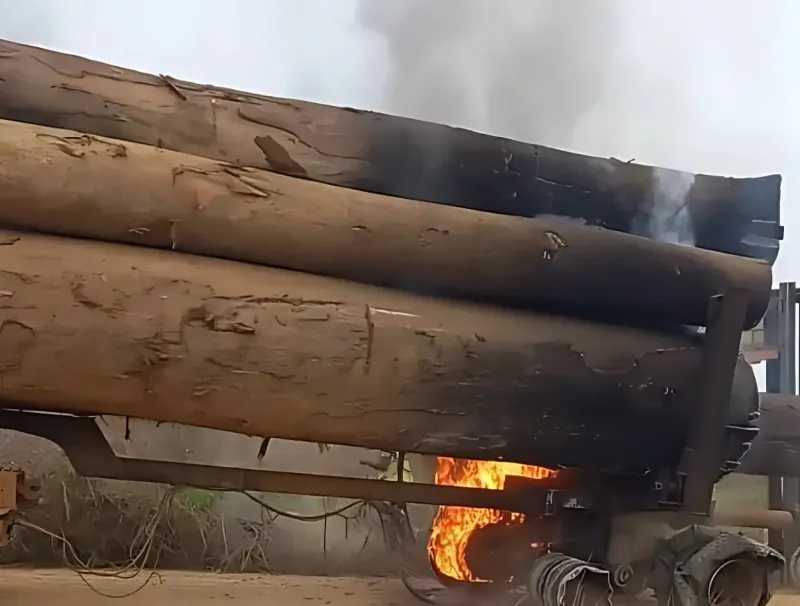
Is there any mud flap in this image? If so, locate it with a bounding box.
[651,525,784,606]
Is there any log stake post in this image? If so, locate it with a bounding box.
[766,283,797,563]
[680,289,751,514]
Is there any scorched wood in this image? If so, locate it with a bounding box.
[0,231,758,474]
[0,119,773,329]
[0,39,782,263]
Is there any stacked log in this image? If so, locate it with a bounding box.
[0,38,782,262]
[0,119,772,329]
[0,39,780,473]
[0,231,760,473]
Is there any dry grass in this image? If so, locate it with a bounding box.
[1,469,273,572]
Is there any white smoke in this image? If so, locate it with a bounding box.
[356,0,799,275]
[358,0,617,148]
[646,168,697,246]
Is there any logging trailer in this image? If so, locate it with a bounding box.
[0,38,793,605]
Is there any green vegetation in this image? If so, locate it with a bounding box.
[180,487,223,513]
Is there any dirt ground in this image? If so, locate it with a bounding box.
[0,569,419,605]
[1,569,799,605]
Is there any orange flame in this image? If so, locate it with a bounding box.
[427,457,556,582]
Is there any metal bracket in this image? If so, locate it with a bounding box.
[679,289,751,514]
[0,468,39,547]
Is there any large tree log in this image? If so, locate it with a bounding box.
[738,394,800,477]
[0,39,782,263]
[0,119,773,329]
[0,230,758,473]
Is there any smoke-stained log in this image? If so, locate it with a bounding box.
[0,39,782,263]
[0,231,758,475]
[737,394,800,477]
[0,119,773,329]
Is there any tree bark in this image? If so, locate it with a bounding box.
[0,39,782,263]
[0,231,758,473]
[0,119,773,330]
[738,394,800,477]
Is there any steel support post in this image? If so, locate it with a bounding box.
[681,290,751,514]
[766,283,798,556]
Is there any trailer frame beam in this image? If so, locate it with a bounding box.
[0,409,562,514]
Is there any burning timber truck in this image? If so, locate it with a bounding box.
[0,38,792,605]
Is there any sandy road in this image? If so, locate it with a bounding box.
[0,569,421,605]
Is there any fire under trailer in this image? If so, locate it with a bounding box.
[0,38,794,605]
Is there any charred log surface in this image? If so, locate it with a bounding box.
[0,39,782,263]
[0,231,758,473]
[0,119,773,330]
[738,394,800,477]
